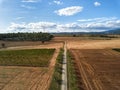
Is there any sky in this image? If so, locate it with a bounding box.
[0,0,120,33]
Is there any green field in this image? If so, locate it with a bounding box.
[0,49,55,67]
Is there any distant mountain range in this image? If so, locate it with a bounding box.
[52,29,120,35]
[103,29,120,34]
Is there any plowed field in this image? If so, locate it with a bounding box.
[70,49,120,90]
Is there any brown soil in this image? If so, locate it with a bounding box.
[0,41,62,48]
[0,49,59,90]
[70,49,120,90]
[0,41,63,51]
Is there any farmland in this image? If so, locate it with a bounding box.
[0,49,55,67]
[0,38,63,90]
[0,48,60,90]
[0,41,63,50]
[70,49,120,90]
[52,37,120,49]
[0,36,120,90]
[63,36,120,90]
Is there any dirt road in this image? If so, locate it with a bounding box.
[61,42,67,90]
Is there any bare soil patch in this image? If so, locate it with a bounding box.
[70,49,120,90]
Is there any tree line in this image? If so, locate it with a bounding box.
[0,32,54,43]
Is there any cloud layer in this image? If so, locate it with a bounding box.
[7,17,120,33]
[55,6,83,16]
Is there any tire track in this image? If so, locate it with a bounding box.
[71,49,104,90]
[71,50,94,90]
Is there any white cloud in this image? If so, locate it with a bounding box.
[8,22,57,33]
[21,5,36,9]
[21,0,40,3]
[55,6,83,16]
[77,17,120,31]
[94,2,101,7]
[7,17,120,33]
[49,0,63,5]
[77,17,117,22]
[53,0,63,5]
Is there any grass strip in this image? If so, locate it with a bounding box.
[49,48,63,90]
[67,50,79,90]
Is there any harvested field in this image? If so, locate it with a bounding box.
[0,49,59,90]
[0,41,44,48]
[54,37,120,49]
[70,49,120,90]
[67,39,120,49]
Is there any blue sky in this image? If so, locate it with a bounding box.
[0,0,120,33]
